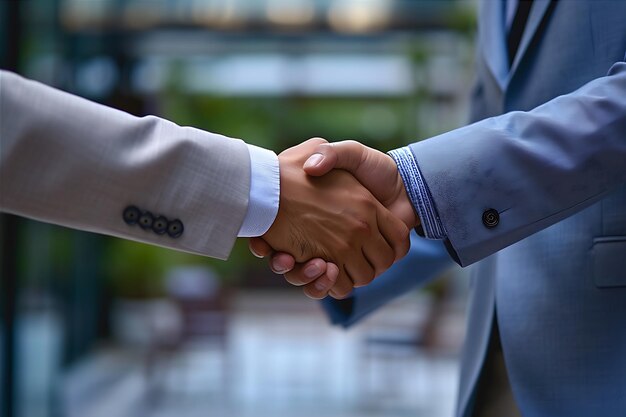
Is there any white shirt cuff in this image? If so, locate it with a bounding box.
[238,144,280,237]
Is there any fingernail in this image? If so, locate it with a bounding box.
[304,264,321,279]
[272,261,288,274]
[314,280,329,291]
[304,153,324,170]
[250,247,263,258]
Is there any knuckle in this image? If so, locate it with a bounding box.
[352,218,372,237]
[361,196,377,211]
[355,192,374,205]
[343,211,372,238]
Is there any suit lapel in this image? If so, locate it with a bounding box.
[479,0,508,91]
[509,0,555,76]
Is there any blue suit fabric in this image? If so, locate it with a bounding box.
[325,2,626,416]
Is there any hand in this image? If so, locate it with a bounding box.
[259,138,410,299]
[249,238,340,299]
[250,139,419,298]
[304,140,418,229]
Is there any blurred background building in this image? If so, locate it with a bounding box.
[0,1,477,416]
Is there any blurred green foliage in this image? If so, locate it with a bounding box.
[103,237,257,298]
[15,0,477,299]
[446,2,478,36]
[162,94,416,151]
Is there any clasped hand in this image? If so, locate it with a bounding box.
[252,138,419,299]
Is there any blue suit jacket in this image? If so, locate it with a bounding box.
[325,2,626,416]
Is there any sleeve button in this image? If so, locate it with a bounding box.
[482,209,500,228]
[138,211,155,230]
[123,206,141,225]
[167,219,184,238]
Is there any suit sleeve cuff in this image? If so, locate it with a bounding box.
[388,147,446,240]
[238,144,280,237]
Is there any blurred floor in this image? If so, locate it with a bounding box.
[59,290,463,417]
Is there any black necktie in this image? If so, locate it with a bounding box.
[507,0,534,67]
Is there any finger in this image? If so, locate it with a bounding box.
[302,137,329,148]
[303,141,365,177]
[270,252,296,274]
[248,238,298,274]
[328,282,353,299]
[377,205,411,262]
[303,142,402,216]
[361,231,396,283]
[283,137,329,159]
[302,263,339,299]
[283,258,328,286]
[249,237,273,258]
[342,256,375,291]
[328,268,356,299]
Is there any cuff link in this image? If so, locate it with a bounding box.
[122,206,184,239]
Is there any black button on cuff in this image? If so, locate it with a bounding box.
[152,216,169,235]
[482,208,500,228]
[123,206,141,225]
[167,219,184,238]
[138,211,155,230]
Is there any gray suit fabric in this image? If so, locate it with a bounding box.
[0,71,251,259]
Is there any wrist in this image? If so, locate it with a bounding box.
[388,147,446,239]
[239,144,280,237]
[394,179,421,229]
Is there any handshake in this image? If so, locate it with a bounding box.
[249,138,420,300]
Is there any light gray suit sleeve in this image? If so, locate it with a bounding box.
[0,70,251,260]
[408,60,626,266]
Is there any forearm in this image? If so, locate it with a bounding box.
[0,70,251,259]
[406,60,626,266]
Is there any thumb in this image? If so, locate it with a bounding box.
[303,141,406,218]
[303,141,366,177]
[248,237,273,258]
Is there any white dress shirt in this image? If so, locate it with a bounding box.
[237,144,280,237]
